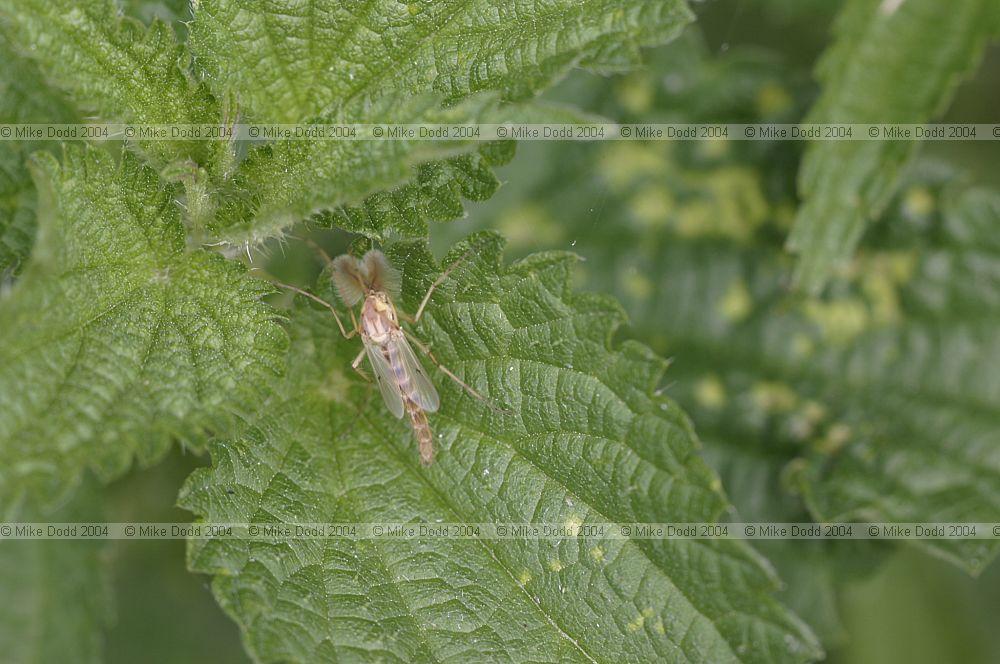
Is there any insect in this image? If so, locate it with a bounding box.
[276,246,497,464]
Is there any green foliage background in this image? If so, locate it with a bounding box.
[0,0,998,663]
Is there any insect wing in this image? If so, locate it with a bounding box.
[365,342,405,418]
[392,334,440,413]
[331,254,366,305]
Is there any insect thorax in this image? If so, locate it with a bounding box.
[360,292,398,343]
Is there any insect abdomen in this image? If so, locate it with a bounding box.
[405,398,434,464]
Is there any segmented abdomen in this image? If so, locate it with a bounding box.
[405,398,433,464]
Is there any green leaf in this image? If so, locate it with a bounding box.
[314,140,517,241]
[433,39,1000,644]
[191,0,694,124]
[788,0,1000,293]
[118,0,192,27]
[180,233,821,663]
[209,95,513,244]
[794,182,1000,574]
[0,480,112,664]
[470,134,1000,575]
[0,0,226,170]
[192,0,693,243]
[0,34,78,273]
[0,146,286,508]
[0,145,37,274]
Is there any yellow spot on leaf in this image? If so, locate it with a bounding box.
[547,559,564,572]
[816,423,852,454]
[630,185,674,228]
[802,400,827,425]
[694,375,727,410]
[862,272,901,325]
[791,334,814,359]
[590,546,605,562]
[564,517,582,537]
[654,618,666,635]
[803,298,869,345]
[752,381,798,413]
[718,280,752,322]
[886,251,917,283]
[616,74,655,114]
[599,144,667,192]
[497,204,562,250]
[674,168,769,240]
[697,137,730,160]
[755,81,793,117]
[518,570,532,585]
[627,613,645,632]
[903,186,935,219]
[622,270,654,301]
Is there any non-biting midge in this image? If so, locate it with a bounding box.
[275,246,497,464]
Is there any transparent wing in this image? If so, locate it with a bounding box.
[365,342,405,418]
[391,333,440,413]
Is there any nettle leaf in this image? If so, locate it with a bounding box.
[211,94,514,244]
[0,0,225,170]
[192,0,693,242]
[119,0,192,29]
[314,140,517,240]
[432,43,999,644]
[658,190,1000,577]
[180,234,821,663]
[0,145,37,274]
[536,147,1000,574]
[0,35,78,273]
[788,0,1000,293]
[192,0,694,123]
[0,146,286,508]
[0,481,111,664]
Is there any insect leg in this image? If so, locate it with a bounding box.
[351,347,370,381]
[413,245,477,323]
[402,329,509,414]
[272,280,356,339]
[302,236,335,267]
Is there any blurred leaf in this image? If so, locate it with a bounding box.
[0,145,37,275]
[180,233,821,663]
[476,138,1000,577]
[442,37,1000,646]
[0,146,286,509]
[834,547,1000,664]
[788,0,1000,292]
[105,450,250,664]
[0,35,78,274]
[118,0,192,28]
[0,481,111,664]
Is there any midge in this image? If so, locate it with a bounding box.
[277,247,497,464]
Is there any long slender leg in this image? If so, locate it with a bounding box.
[272,280,355,339]
[403,329,509,413]
[296,237,361,331]
[351,346,370,381]
[414,246,477,323]
[302,237,335,270]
